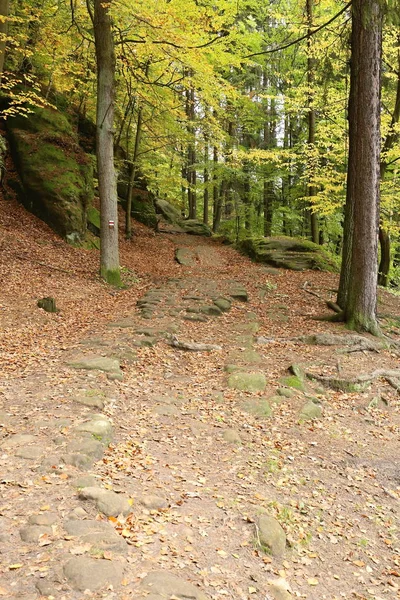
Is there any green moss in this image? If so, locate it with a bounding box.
[279,375,305,391]
[87,206,101,230]
[101,266,122,287]
[237,236,339,273]
[7,105,93,238]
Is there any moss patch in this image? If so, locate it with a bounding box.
[237,236,338,273]
[7,106,93,239]
[279,375,305,391]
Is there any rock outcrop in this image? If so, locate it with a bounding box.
[7,107,93,240]
[238,236,338,272]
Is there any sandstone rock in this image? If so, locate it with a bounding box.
[67,355,122,377]
[63,556,124,592]
[20,525,52,542]
[256,514,286,556]
[1,434,36,448]
[299,399,322,421]
[140,571,208,600]
[242,398,272,418]
[78,487,132,517]
[75,414,113,443]
[227,372,266,392]
[15,446,43,460]
[138,495,169,510]
[28,513,58,526]
[222,429,242,444]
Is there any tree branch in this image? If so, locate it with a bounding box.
[244,1,352,59]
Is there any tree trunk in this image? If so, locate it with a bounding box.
[306,0,319,244]
[212,144,219,231]
[0,0,9,84]
[378,38,400,286]
[125,105,143,239]
[91,0,121,285]
[339,0,382,334]
[203,138,209,224]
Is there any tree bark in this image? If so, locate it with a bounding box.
[125,104,143,239]
[306,0,319,244]
[203,137,209,224]
[91,0,121,285]
[339,0,382,334]
[378,37,400,286]
[0,0,9,84]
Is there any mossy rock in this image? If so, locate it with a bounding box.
[87,206,100,236]
[228,372,266,392]
[155,198,212,236]
[242,398,272,418]
[237,236,338,272]
[7,106,93,239]
[279,375,305,391]
[299,399,322,421]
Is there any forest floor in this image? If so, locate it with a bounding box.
[0,190,400,600]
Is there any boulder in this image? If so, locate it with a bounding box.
[155,199,212,237]
[238,236,338,272]
[7,107,93,240]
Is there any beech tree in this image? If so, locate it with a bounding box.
[337,0,383,334]
[88,0,121,285]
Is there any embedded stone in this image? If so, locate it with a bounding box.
[1,434,36,448]
[67,355,122,376]
[138,495,169,510]
[63,556,124,592]
[299,399,322,421]
[15,446,43,460]
[212,297,231,312]
[152,404,180,416]
[200,305,222,316]
[277,388,295,398]
[75,414,113,443]
[242,398,272,418]
[20,525,52,542]
[62,453,93,470]
[140,571,208,600]
[78,487,132,517]
[256,514,286,556]
[227,372,266,392]
[66,438,105,460]
[222,429,242,444]
[28,513,58,526]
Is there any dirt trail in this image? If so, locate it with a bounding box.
[1,210,400,600]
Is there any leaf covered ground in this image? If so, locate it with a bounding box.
[0,191,399,600]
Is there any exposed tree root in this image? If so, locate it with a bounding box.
[306,368,400,394]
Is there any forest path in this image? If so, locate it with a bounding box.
[1,226,400,600]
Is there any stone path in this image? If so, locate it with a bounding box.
[1,236,399,600]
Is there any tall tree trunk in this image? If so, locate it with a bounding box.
[91,0,121,285]
[186,81,197,219]
[263,91,275,237]
[212,144,219,231]
[243,161,251,232]
[378,37,400,286]
[339,0,382,334]
[0,0,9,84]
[203,138,209,224]
[125,105,143,239]
[306,0,319,243]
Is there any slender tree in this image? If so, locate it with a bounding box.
[89,0,121,285]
